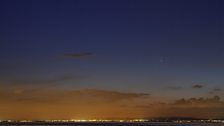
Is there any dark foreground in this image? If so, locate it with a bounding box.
[0,122,224,126]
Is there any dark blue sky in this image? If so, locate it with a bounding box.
[1,0,224,99]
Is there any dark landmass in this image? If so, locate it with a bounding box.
[0,117,224,125]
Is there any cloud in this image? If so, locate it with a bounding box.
[166,96,224,118]
[0,63,18,70]
[167,86,183,90]
[173,96,223,106]
[213,88,223,92]
[0,87,150,104]
[7,74,83,86]
[0,86,152,119]
[16,97,57,103]
[136,96,224,109]
[135,96,224,119]
[1,85,224,120]
[68,89,150,102]
[63,52,94,59]
[0,62,29,77]
[209,88,223,94]
[192,84,203,89]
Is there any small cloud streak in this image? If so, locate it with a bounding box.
[192,84,203,89]
[213,88,222,92]
[167,86,183,90]
[63,52,94,59]
[69,89,150,102]
[209,88,223,94]
[6,74,83,86]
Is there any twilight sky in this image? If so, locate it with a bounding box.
[0,0,224,120]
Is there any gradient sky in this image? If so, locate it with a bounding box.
[0,0,224,120]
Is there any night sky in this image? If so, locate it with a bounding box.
[0,0,224,120]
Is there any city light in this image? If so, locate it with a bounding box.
[0,119,224,124]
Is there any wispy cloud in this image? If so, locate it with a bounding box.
[135,96,224,119]
[0,87,150,104]
[68,89,150,102]
[7,74,83,86]
[213,88,222,92]
[192,84,203,89]
[63,52,94,59]
[209,88,223,94]
[167,86,183,90]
